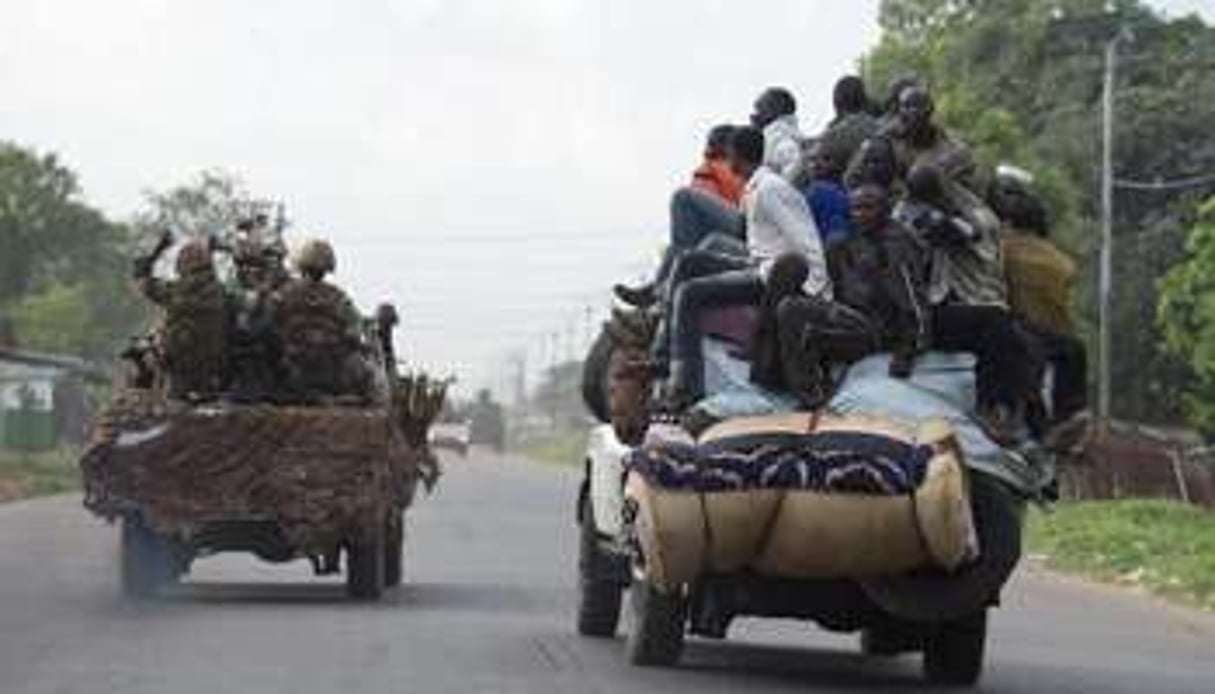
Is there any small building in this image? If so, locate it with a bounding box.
[0,348,91,450]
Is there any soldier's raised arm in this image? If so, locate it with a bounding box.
[132,228,175,305]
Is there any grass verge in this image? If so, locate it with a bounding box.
[0,448,81,502]
[514,430,587,467]
[1026,499,1215,610]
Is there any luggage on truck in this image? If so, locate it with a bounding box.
[624,414,977,591]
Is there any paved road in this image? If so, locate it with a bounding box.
[2,451,1214,694]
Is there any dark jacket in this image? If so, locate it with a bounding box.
[827,221,930,358]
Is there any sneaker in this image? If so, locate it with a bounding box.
[613,282,657,308]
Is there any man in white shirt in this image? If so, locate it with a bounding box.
[657,126,830,406]
[751,87,805,182]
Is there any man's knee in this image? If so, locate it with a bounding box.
[670,186,698,211]
[676,276,718,312]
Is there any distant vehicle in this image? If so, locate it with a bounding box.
[430,421,471,456]
[469,389,506,451]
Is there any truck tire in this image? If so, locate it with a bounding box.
[581,329,614,424]
[625,579,687,667]
[861,472,1023,623]
[346,528,385,601]
[577,496,623,637]
[121,515,176,599]
[922,610,987,686]
[860,622,921,657]
[383,514,404,589]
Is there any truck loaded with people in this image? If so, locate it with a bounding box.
[575,76,1088,686]
[80,213,446,601]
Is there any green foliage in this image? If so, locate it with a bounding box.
[533,360,587,429]
[1158,198,1215,433]
[0,143,88,303]
[516,430,586,467]
[861,0,1215,424]
[135,170,270,245]
[0,447,81,502]
[0,141,147,361]
[1027,499,1215,609]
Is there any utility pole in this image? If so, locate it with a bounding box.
[1098,28,1128,427]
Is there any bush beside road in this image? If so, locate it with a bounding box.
[1028,500,1215,610]
[0,448,80,503]
[514,430,586,467]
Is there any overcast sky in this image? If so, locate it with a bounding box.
[2,0,1212,397]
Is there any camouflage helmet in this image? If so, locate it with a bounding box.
[175,240,213,276]
[294,238,336,277]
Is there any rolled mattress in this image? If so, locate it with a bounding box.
[624,415,976,591]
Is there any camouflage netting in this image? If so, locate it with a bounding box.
[81,389,428,555]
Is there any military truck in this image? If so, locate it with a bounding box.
[80,329,445,602]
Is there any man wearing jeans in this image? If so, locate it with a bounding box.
[615,125,745,308]
[660,126,830,406]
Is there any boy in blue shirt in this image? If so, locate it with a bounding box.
[801,140,853,248]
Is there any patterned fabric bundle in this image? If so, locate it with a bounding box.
[626,431,933,495]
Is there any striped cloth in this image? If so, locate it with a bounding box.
[626,431,932,495]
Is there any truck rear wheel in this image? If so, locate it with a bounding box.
[346,528,385,601]
[860,622,921,657]
[625,579,687,667]
[922,610,987,686]
[383,514,404,588]
[121,515,177,599]
[577,496,623,637]
[861,472,1023,623]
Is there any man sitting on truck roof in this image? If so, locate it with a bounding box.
[990,167,1090,451]
[615,124,745,308]
[801,139,854,248]
[820,75,879,169]
[895,163,1045,443]
[657,126,830,408]
[750,87,805,182]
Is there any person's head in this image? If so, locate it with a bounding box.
[727,126,766,180]
[808,140,847,183]
[884,75,920,115]
[704,124,736,160]
[833,75,870,116]
[898,85,936,137]
[376,302,400,329]
[849,184,892,235]
[175,239,214,278]
[845,136,897,189]
[233,238,269,288]
[294,238,337,281]
[990,172,1051,236]
[906,163,947,204]
[750,87,797,129]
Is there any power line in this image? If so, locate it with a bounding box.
[1115,173,1215,191]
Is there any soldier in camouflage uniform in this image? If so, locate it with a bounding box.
[272,239,370,403]
[225,236,291,401]
[133,234,227,400]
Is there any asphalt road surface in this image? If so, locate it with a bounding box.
[2,450,1214,694]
